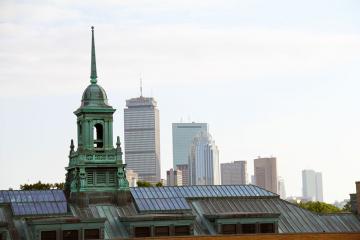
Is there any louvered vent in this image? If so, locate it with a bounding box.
[108,171,116,184]
[96,171,106,184]
[87,171,94,185]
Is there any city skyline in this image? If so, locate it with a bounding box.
[1,1,360,203]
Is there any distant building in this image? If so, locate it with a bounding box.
[124,96,160,184]
[172,122,208,168]
[302,169,323,202]
[189,131,220,185]
[176,164,189,186]
[166,168,183,186]
[278,177,286,199]
[254,157,278,194]
[126,170,138,187]
[286,196,311,204]
[251,175,255,185]
[221,161,247,185]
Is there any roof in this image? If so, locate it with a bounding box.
[0,190,67,216]
[1,185,360,239]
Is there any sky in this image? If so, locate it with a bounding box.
[1,0,360,203]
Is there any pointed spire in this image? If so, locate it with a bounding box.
[116,136,121,148]
[140,74,143,97]
[70,139,74,153]
[90,26,97,84]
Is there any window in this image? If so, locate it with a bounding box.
[84,229,100,240]
[41,231,56,240]
[222,224,236,234]
[260,223,275,233]
[63,230,78,240]
[134,227,150,237]
[242,224,256,234]
[174,225,190,236]
[154,226,169,236]
[93,123,103,148]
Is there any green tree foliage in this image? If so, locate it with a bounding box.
[342,201,351,212]
[296,201,341,214]
[136,181,164,187]
[155,182,163,187]
[20,181,64,190]
[136,181,153,187]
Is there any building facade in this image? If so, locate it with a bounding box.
[166,168,183,186]
[189,131,220,185]
[220,161,247,185]
[278,177,286,199]
[126,169,139,187]
[254,157,278,194]
[302,169,323,202]
[124,96,160,184]
[172,122,208,168]
[176,164,189,186]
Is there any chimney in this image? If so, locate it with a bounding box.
[356,181,360,215]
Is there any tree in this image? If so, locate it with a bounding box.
[155,182,163,187]
[136,181,164,187]
[20,181,65,190]
[136,180,153,187]
[342,201,351,212]
[296,201,341,214]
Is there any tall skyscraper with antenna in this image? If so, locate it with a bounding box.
[123,81,161,184]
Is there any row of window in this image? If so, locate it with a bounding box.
[134,225,191,238]
[41,229,99,240]
[221,223,276,235]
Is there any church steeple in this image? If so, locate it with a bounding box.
[90,26,97,84]
[65,27,129,200]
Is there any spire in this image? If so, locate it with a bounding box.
[140,74,143,97]
[90,26,97,84]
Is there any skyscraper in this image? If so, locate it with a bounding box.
[254,157,278,194]
[278,177,286,199]
[124,96,160,184]
[166,168,183,186]
[221,161,247,185]
[176,164,189,186]
[302,169,323,202]
[189,131,220,185]
[172,122,208,168]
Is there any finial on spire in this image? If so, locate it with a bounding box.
[90,26,97,84]
[116,136,121,147]
[70,139,74,153]
[140,73,143,97]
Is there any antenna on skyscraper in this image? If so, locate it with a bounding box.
[140,73,143,97]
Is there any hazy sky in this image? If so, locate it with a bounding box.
[1,0,360,203]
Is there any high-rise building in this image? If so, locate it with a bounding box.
[189,131,220,185]
[172,122,208,167]
[278,177,286,199]
[124,96,160,184]
[176,164,189,186]
[254,157,278,194]
[220,161,247,185]
[302,169,323,202]
[166,168,183,186]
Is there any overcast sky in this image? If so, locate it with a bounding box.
[1,0,360,203]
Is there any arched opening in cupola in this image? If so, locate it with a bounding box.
[93,123,104,149]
